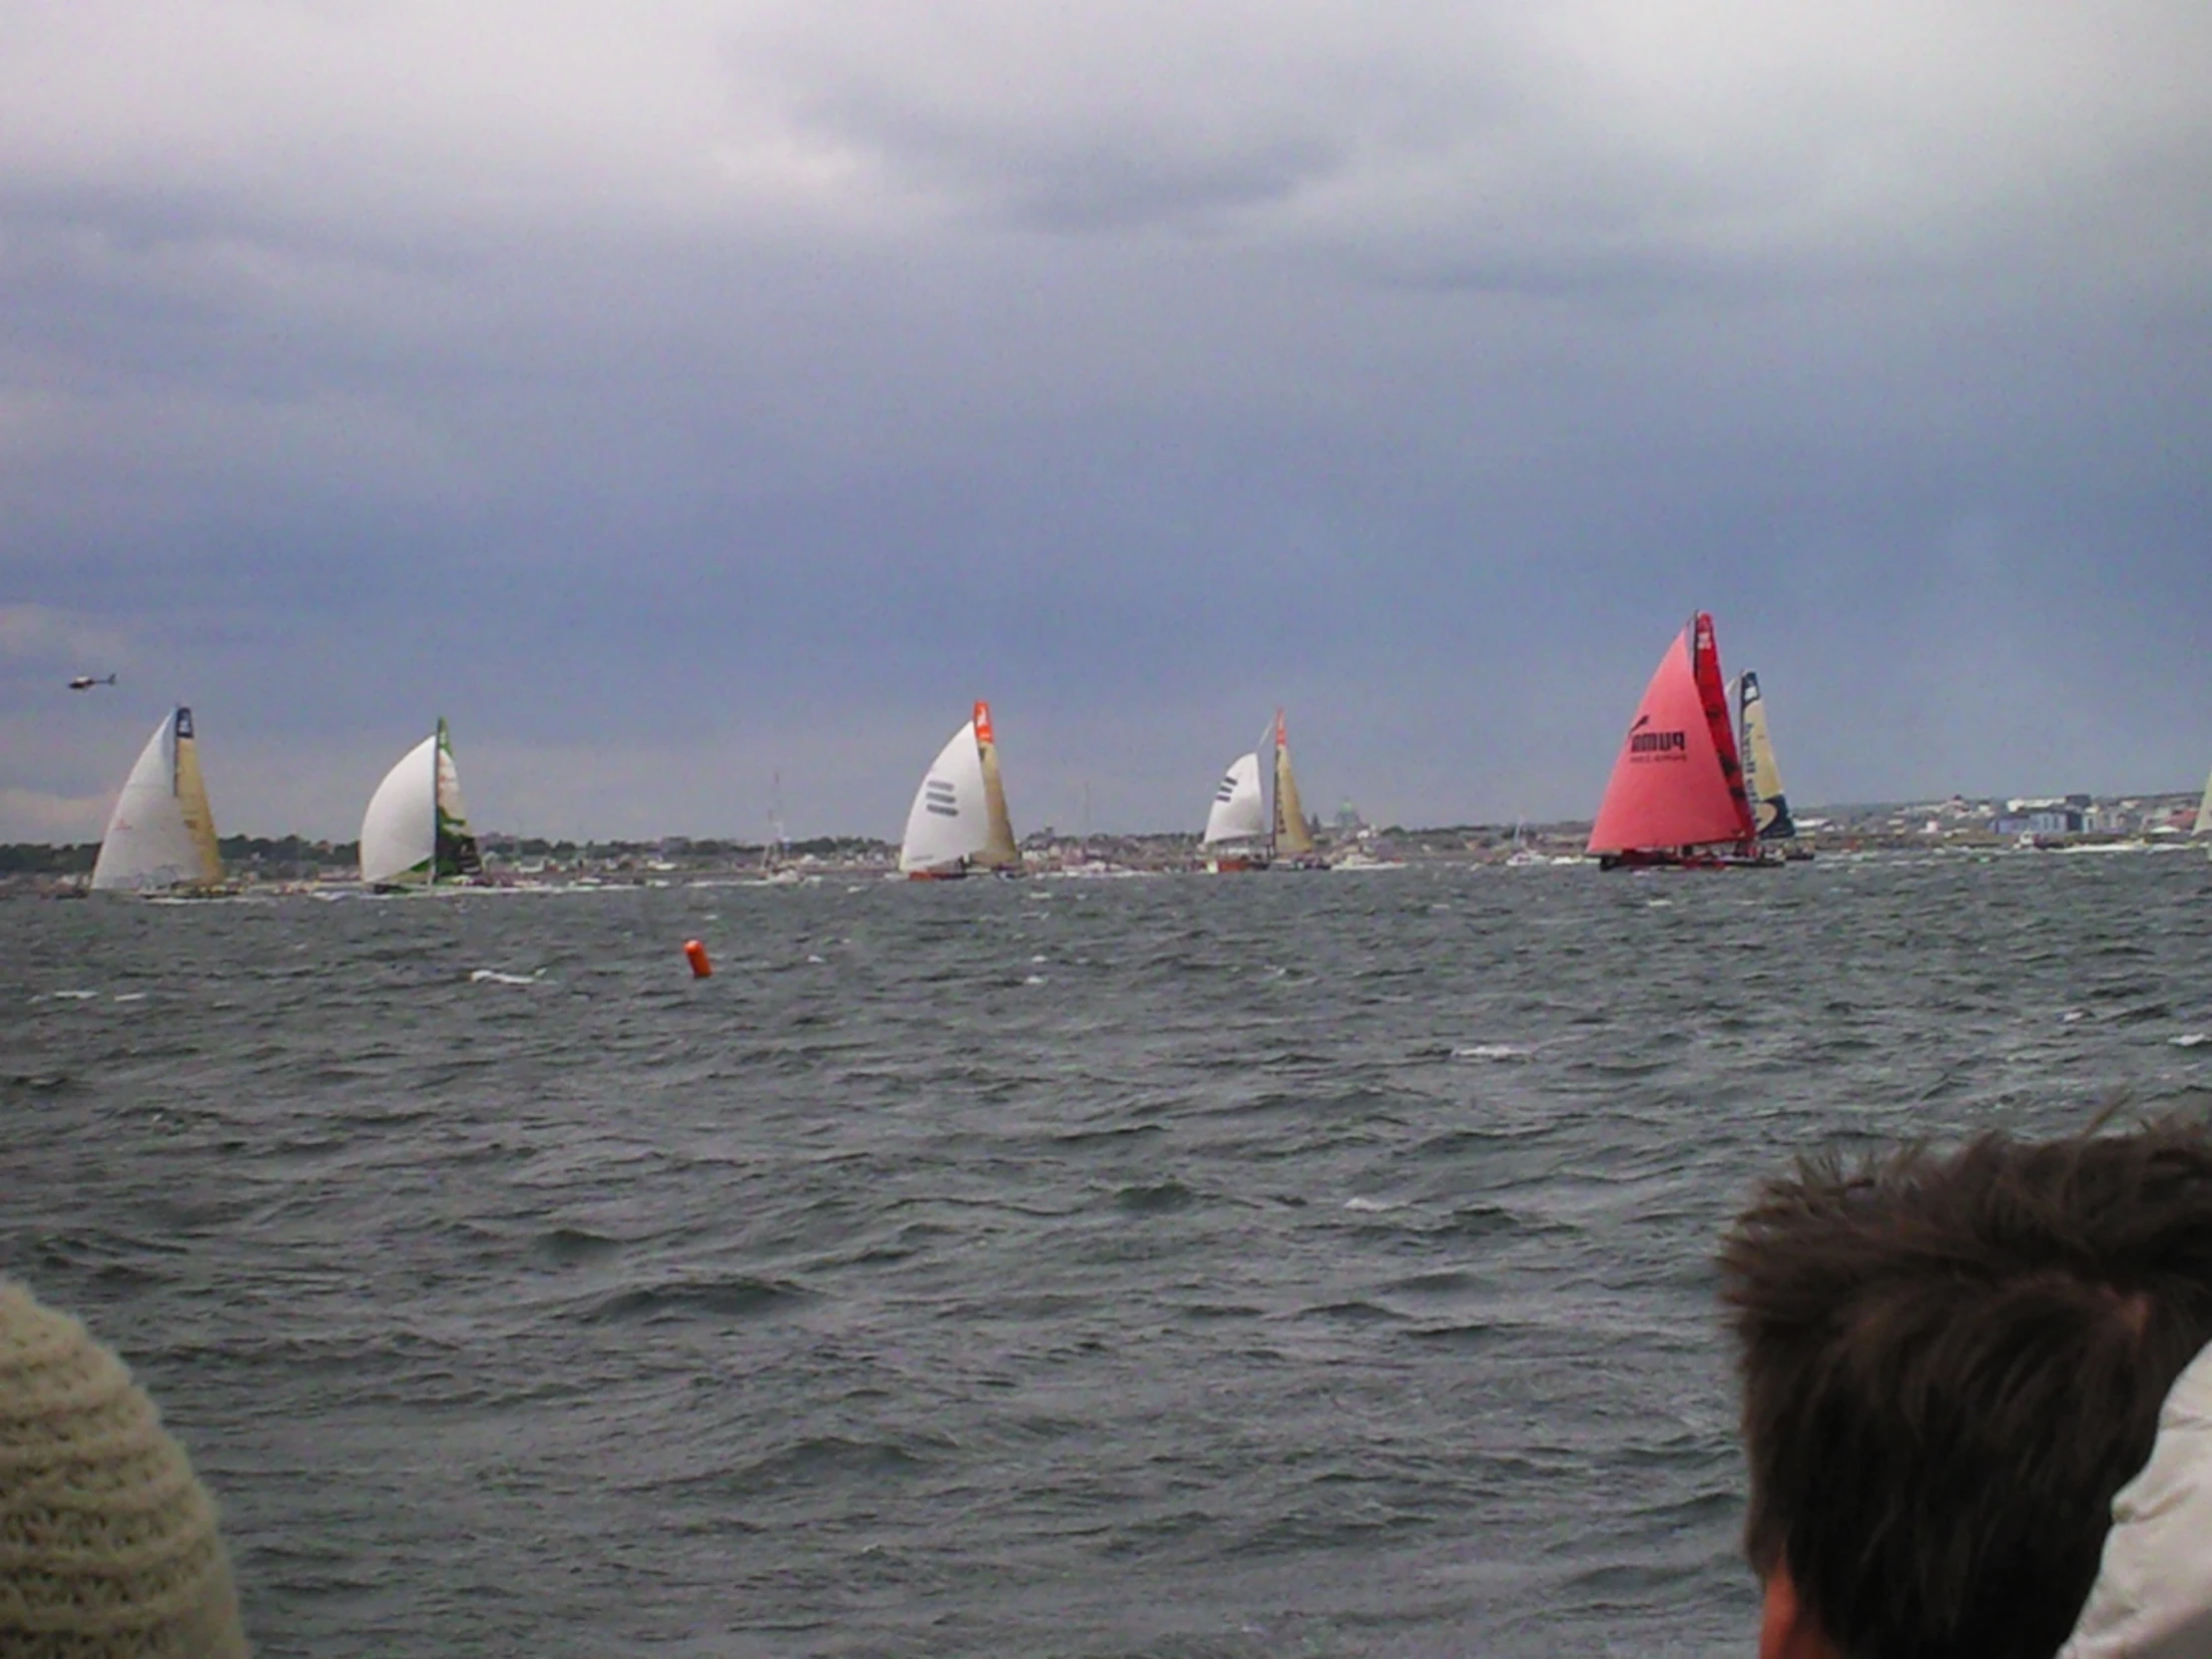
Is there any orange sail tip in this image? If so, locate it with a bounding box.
[683,939,713,978]
[973,701,996,745]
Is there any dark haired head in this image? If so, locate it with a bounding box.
[1721,1118,2212,1659]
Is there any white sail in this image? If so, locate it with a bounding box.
[1736,672,1796,838]
[91,708,223,891]
[1203,752,1266,844]
[436,743,470,837]
[2195,762,2212,836]
[360,735,438,885]
[899,718,991,874]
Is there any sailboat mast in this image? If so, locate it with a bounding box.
[973,701,1020,870]
[767,768,786,870]
[431,719,445,886]
[1274,712,1292,862]
[1272,708,1316,859]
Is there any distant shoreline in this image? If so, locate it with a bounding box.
[3,787,2203,894]
[3,787,2203,866]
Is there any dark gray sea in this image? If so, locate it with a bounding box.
[7,851,2212,1657]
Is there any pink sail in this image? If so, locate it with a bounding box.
[1587,614,1759,856]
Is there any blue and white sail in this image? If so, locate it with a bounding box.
[1734,672,1797,839]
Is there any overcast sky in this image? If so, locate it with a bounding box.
[4,2,2209,840]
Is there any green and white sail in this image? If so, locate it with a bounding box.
[91,708,224,891]
[361,718,483,886]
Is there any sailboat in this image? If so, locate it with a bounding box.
[1271,708,1323,869]
[898,701,1021,878]
[1587,613,1770,869]
[1201,709,1322,871]
[1201,749,1267,871]
[359,718,484,888]
[761,772,802,883]
[1733,672,1800,842]
[2194,763,2211,844]
[90,708,225,892]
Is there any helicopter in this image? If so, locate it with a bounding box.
[68,674,119,691]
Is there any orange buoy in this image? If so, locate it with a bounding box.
[683,939,713,978]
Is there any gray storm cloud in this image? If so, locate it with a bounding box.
[3,2,2209,838]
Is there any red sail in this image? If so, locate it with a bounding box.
[1688,613,1758,844]
[1586,614,1760,855]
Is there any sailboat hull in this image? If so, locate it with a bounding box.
[1597,848,1782,870]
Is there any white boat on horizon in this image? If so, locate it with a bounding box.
[1330,847,1404,871]
[759,771,805,882]
[1504,822,1548,867]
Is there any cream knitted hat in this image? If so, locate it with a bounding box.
[0,1278,249,1657]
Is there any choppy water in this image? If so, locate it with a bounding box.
[6,851,2212,1657]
